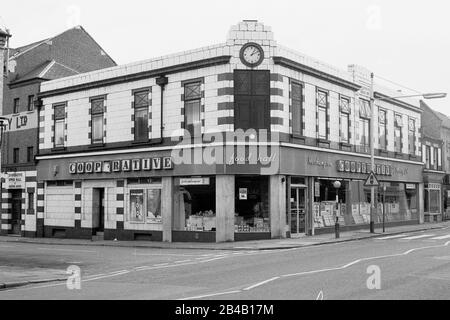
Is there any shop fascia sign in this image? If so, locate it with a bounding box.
[70,157,174,174]
[337,160,393,176]
[307,157,333,168]
[180,177,210,186]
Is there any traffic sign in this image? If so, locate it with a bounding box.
[364,171,380,187]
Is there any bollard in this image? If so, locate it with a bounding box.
[335,217,340,239]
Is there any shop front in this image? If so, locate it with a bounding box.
[281,146,424,236]
[423,171,445,223]
[35,146,284,242]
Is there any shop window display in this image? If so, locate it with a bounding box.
[313,179,419,229]
[235,176,270,233]
[127,181,163,224]
[174,177,216,231]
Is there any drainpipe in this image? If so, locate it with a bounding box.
[156,76,168,144]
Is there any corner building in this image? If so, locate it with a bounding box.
[36,21,425,242]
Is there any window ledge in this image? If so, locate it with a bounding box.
[88,143,105,149]
[131,139,151,146]
[318,138,331,144]
[292,134,306,139]
[339,142,351,148]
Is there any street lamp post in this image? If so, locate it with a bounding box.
[369,73,447,233]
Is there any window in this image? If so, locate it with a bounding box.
[379,109,387,150]
[425,145,431,169]
[394,114,403,153]
[91,98,105,144]
[433,147,439,170]
[340,96,351,143]
[27,146,34,163]
[134,90,150,141]
[408,118,415,155]
[13,98,20,114]
[234,70,270,131]
[129,188,162,224]
[292,82,303,137]
[358,99,371,152]
[184,82,202,136]
[360,118,370,149]
[54,104,66,148]
[27,95,34,111]
[13,148,19,163]
[317,90,328,140]
[28,193,34,211]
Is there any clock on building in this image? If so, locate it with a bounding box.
[240,42,264,68]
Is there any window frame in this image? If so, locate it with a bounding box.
[359,117,370,150]
[53,103,66,148]
[27,95,34,112]
[425,145,431,169]
[133,90,150,142]
[127,186,163,224]
[317,89,328,140]
[408,118,415,156]
[90,97,105,145]
[339,96,351,144]
[184,81,202,137]
[379,109,387,151]
[13,98,20,114]
[394,114,403,153]
[13,148,20,164]
[27,146,34,163]
[291,81,304,137]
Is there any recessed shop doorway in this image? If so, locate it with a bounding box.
[92,188,105,233]
[290,186,306,235]
[11,190,22,235]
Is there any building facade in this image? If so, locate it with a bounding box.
[35,21,425,242]
[0,26,116,237]
[421,100,450,222]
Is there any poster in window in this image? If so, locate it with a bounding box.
[147,189,162,223]
[130,190,144,222]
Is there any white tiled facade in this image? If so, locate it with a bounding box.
[39,21,421,155]
[34,21,425,241]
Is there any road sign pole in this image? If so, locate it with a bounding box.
[370,72,375,234]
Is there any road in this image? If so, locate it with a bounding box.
[0,227,449,300]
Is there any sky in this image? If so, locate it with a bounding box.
[1,0,449,114]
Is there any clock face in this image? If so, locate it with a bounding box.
[240,43,264,67]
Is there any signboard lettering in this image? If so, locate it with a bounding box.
[5,173,26,189]
[70,157,173,174]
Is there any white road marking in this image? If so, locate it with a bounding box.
[430,234,450,240]
[180,240,450,300]
[37,248,96,253]
[178,290,242,300]
[400,234,435,240]
[134,266,150,270]
[376,234,408,240]
[133,252,206,257]
[243,277,280,291]
[154,263,169,267]
[174,260,191,263]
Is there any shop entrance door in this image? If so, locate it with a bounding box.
[92,188,105,233]
[11,190,22,235]
[290,187,306,235]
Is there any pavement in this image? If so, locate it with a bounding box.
[0,221,449,293]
